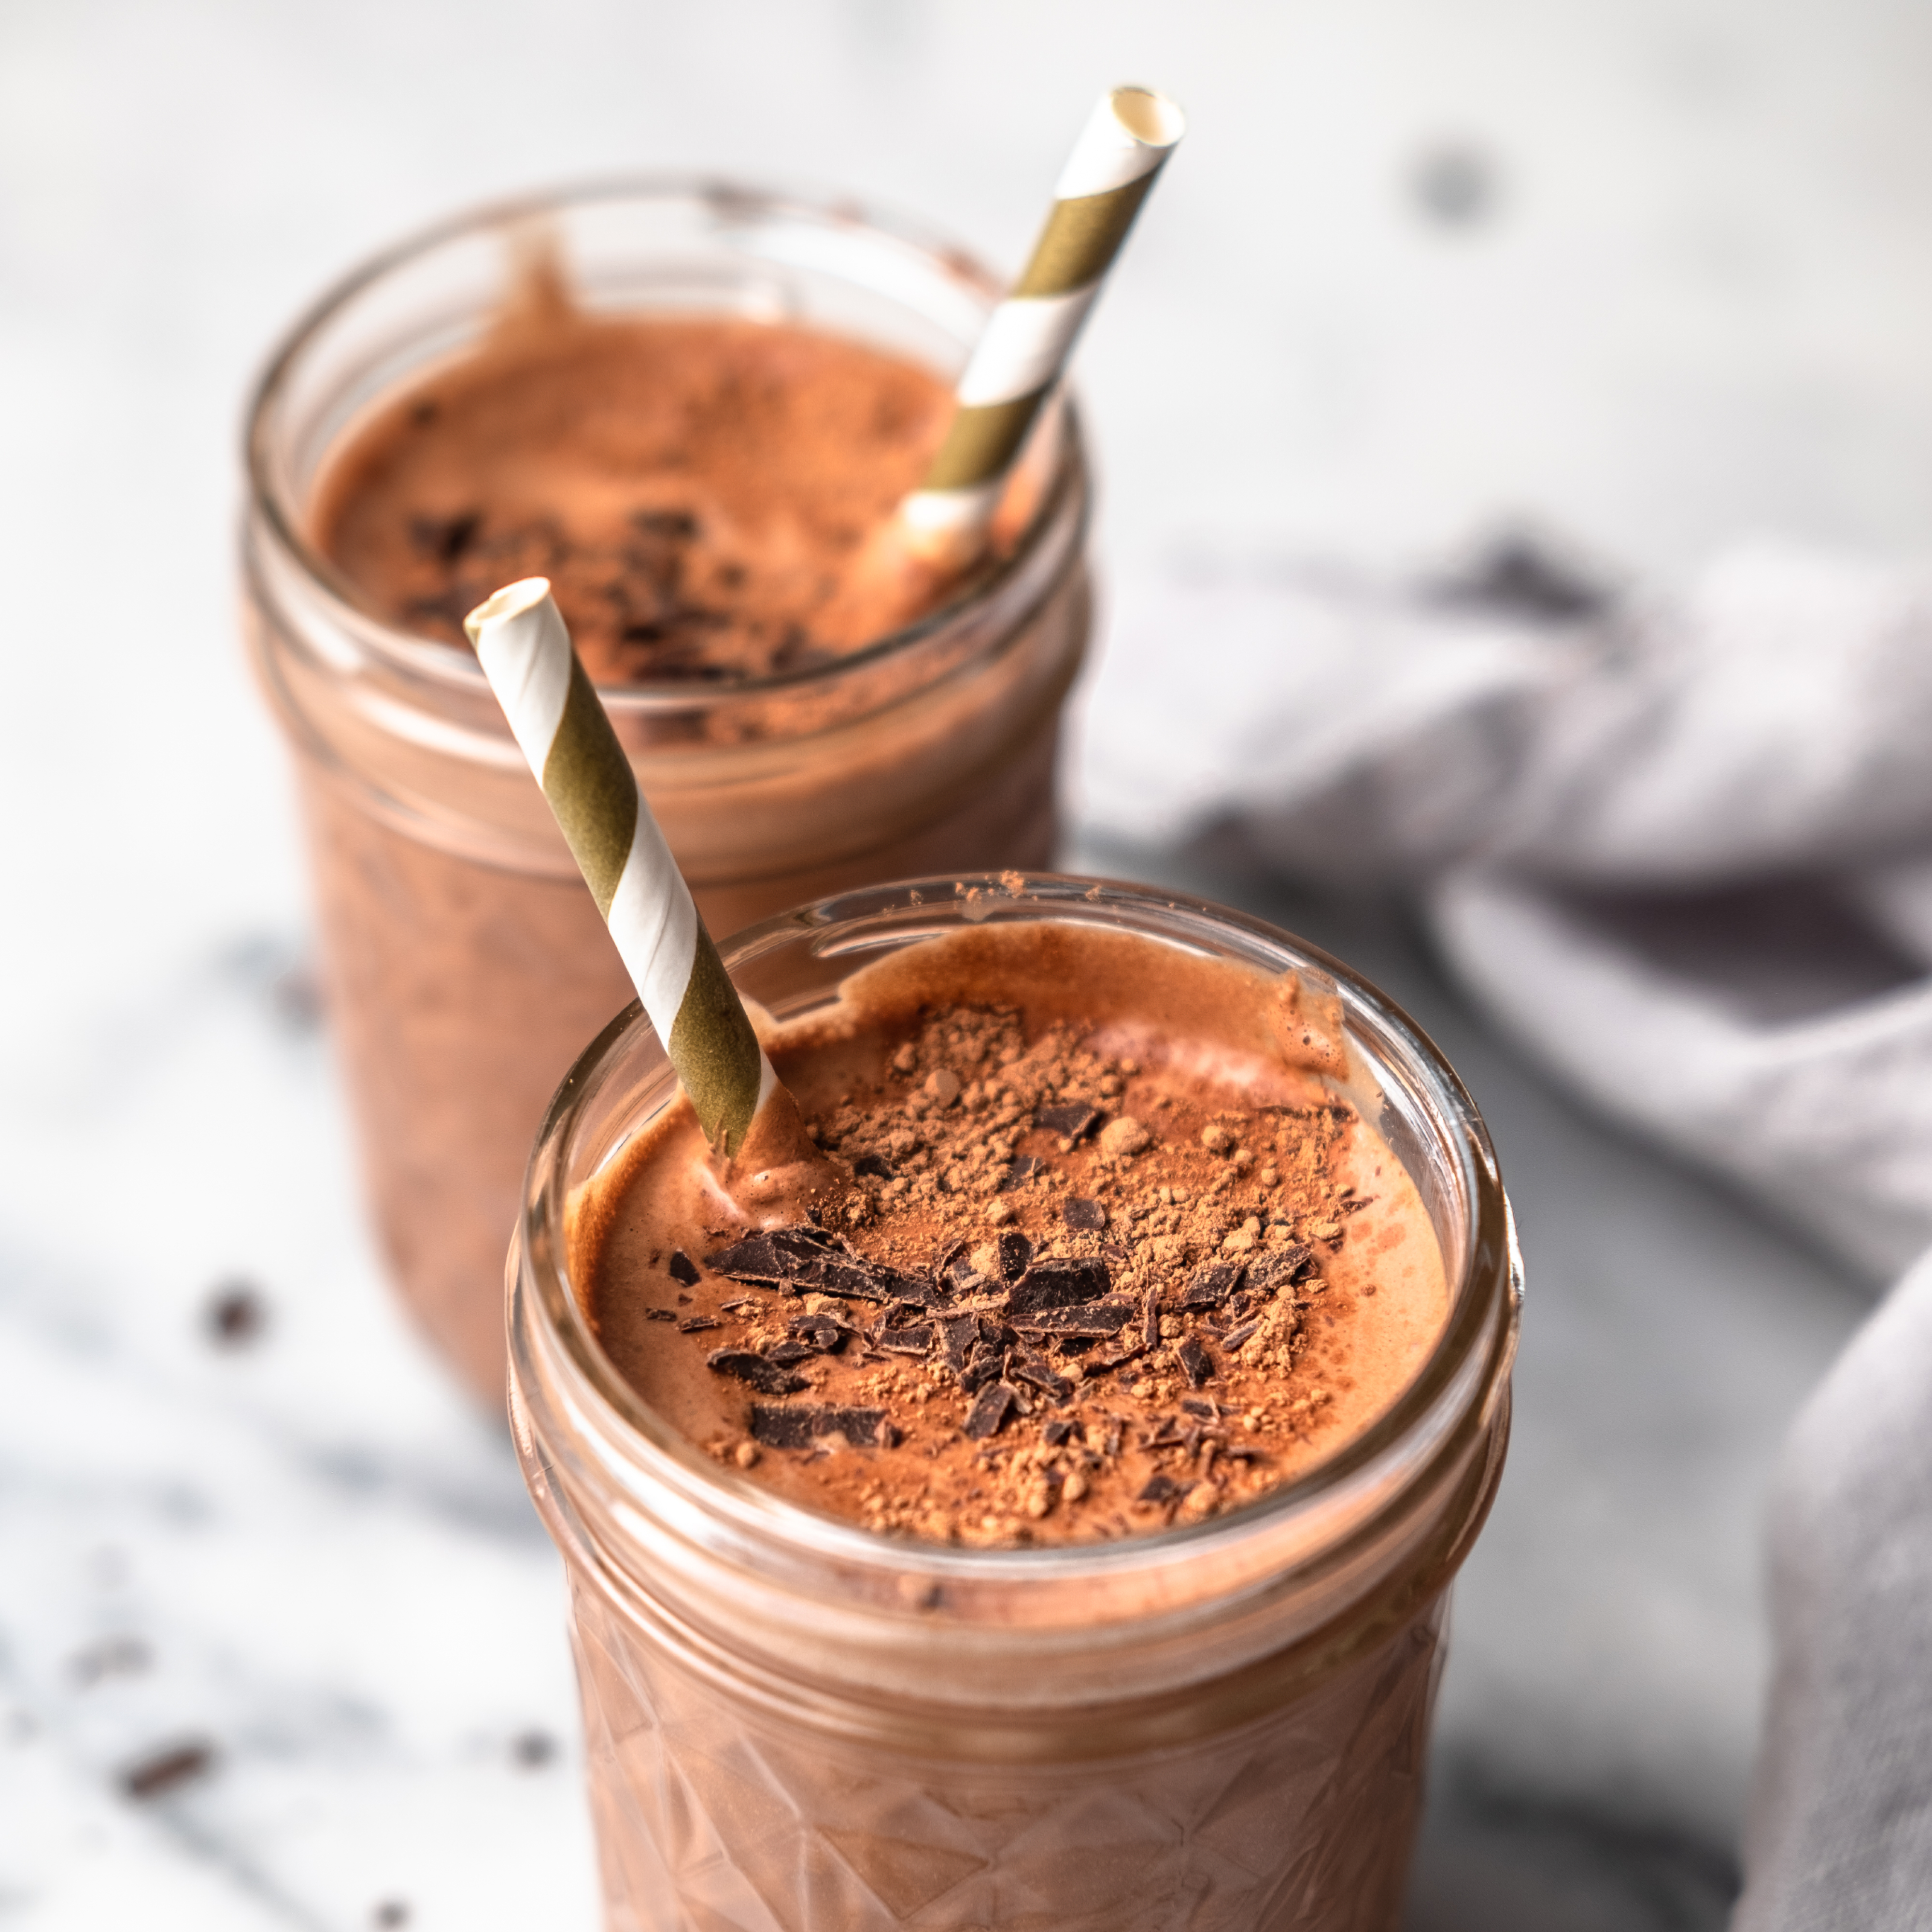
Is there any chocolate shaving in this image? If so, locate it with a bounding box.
[1042,1418,1074,1447]
[1181,1262,1244,1310]
[936,1313,978,1376]
[705,1349,808,1395]
[1011,1298,1135,1338]
[1062,1196,1107,1232]
[995,1231,1035,1280]
[875,1322,935,1356]
[1222,1319,1261,1350]
[1033,1103,1099,1141]
[644,1307,678,1323]
[962,1383,1017,1440]
[676,1315,721,1334]
[765,1342,815,1366]
[787,1313,851,1353]
[1141,1286,1162,1351]
[1180,1398,1219,1419]
[1177,1337,1216,1387]
[667,1250,701,1287]
[749,1403,887,1449]
[1009,1345,1075,1404]
[1000,1156,1046,1190]
[705,1226,924,1303]
[1007,1257,1111,1316]
[1245,1244,1317,1293]
[1138,1474,1193,1506]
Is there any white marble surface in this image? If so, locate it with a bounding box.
[2,1,1922,1925]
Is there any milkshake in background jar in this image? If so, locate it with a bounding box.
[242,181,1092,1400]
[511,876,1520,1932]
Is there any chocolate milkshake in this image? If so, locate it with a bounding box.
[510,878,1520,1932]
[245,182,1090,1400]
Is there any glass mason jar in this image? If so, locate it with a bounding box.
[242,181,1092,1403]
[510,876,1521,1932]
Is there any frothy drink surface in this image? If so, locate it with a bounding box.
[574,922,1448,1544]
[313,305,955,679]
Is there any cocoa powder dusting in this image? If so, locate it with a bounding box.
[580,939,1446,1549]
[312,313,961,681]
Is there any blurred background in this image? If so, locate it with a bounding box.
[3,0,1925,1925]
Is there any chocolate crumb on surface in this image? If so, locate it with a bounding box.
[121,1740,216,1800]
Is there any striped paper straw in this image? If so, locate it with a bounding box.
[464,579,777,1158]
[901,85,1185,556]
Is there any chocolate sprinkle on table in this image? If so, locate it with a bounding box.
[121,1740,216,1800]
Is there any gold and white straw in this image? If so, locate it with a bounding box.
[901,85,1185,559]
[464,579,776,1157]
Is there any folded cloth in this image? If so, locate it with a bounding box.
[1078,534,1932,1926]
[1080,538,1932,1266]
[1734,1245,1932,1929]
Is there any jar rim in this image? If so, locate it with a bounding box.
[513,873,1521,1627]
[242,171,1089,713]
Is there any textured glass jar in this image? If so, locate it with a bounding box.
[510,876,1520,1932]
[242,181,1091,1401]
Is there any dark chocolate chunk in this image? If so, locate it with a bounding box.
[644,1307,678,1323]
[1000,1156,1046,1191]
[121,1740,216,1799]
[1042,1419,1074,1447]
[1009,1345,1075,1404]
[1181,1262,1245,1310]
[1062,1197,1107,1232]
[1145,1416,1188,1449]
[765,1342,814,1366]
[1245,1244,1317,1293]
[1177,1337,1216,1386]
[876,1322,935,1357]
[1034,1103,1099,1141]
[667,1250,701,1287]
[787,1313,850,1353]
[1142,1286,1162,1351]
[705,1226,923,1303]
[936,1312,978,1376]
[1180,1398,1218,1418]
[1010,1298,1135,1338]
[853,1153,895,1179]
[676,1315,721,1334]
[995,1231,1035,1281]
[1007,1257,1111,1316]
[748,1403,887,1450]
[962,1383,1017,1440]
[1221,1319,1261,1350]
[705,1349,808,1395]
[1137,1474,1193,1506]
[1086,1338,1146,1374]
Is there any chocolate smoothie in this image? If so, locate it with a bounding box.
[246,184,1091,1402]
[514,897,1514,1932]
[576,924,1446,1546]
[312,302,974,680]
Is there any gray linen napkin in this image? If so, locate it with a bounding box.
[1078,535,1932,1924]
